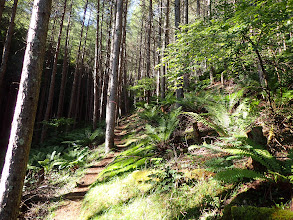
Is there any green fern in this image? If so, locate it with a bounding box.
[94,141,155,183]
[138,104,162,125]
[195,137,290,183]
[202,137,282,173]
[214,168,265,183]
[184,111,228,137]
[145,107,181,146]
[185,89,258,136]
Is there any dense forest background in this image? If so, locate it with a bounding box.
[0,0,293,219]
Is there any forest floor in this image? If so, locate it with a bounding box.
[51,154,117,220]
[50,115,141,220]
[21,108,293,219]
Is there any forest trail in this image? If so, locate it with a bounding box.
[52,116,137,220]
[52,154,116,220]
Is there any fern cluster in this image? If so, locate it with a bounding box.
[144,107,181,148]
[184,89,259,136]
[196,137,293,183]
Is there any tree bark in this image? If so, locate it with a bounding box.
[74,15,91,122]
[145,0,152,104]
[156,0,163,99]
[122,0,129,114]
[118,0,128,116]
[197,0,200,17]
[175,0,183,107]
[93,0,100,130]
[100,2,114,120]
[0,0,52,218]
[97,0,105,121]
[57,1,73,118]
[41,0,67,141]
[68,0,88,118]
[0,0,18,93]
[36,13,58,124]
[137,0,145,83]
[161,0,170,99]
[184,0,189,89]
[105,0,124,153]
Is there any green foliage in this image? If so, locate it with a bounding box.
[41,118,74,128]
[62,127,105,147]
[145,107,181,148]
[137,103,162,125]
[147,166,184,193]
[28,145,89,173]
[164,0,293,102]
[214,169,265,183]
[94,142,155,183]
[129,77,156,98]
[184,89,258,136]
[196,137,293,183]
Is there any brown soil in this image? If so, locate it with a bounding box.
[51,117,136,220]
[52,154,117,220]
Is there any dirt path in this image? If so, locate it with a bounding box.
[52,120,133,220]
[52,154,116,220]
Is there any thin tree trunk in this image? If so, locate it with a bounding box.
[57,1,73,118]
[197,0,200,17]
[41,0,67,141]
[0,0,18,93]
[183,0,189,89]
[105,0,124,153]
[161,0,169,99]
[156,0,163,99]
[175,0,183,107]
[145,0,152,103]
[122,0,129,114]
[123,45,128,114]
[0,0,52,218]
[101,2,114,120]
[0,0,5,24]
[97,0,105,121]
[137,0,145,82]
[118,0,128,116]
[74,15,91,122]
[68,0,88,118]
[36,12,58,124]
[93,0,100,130]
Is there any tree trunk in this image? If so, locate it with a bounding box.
[197,0,200,17]
[93,0,100,130]
[156,0,163,99]
[0,0,18,93]
[0,0,52,218]
[97,0,105,121]
[100,2,114,120]
[74,15,91,122]
[57,1,73,118]
[175,0,183,107]
[145,0,152,103]
[118,0,128,116]
[122,0,128,114]
[137,0,145,85]
[105,0,124,153]
[41,0,67,141]
[161,0,170,99]
[36,14,58,123]
[68,0,88,118]
[183,0,189,89]
[0,0,5,25]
